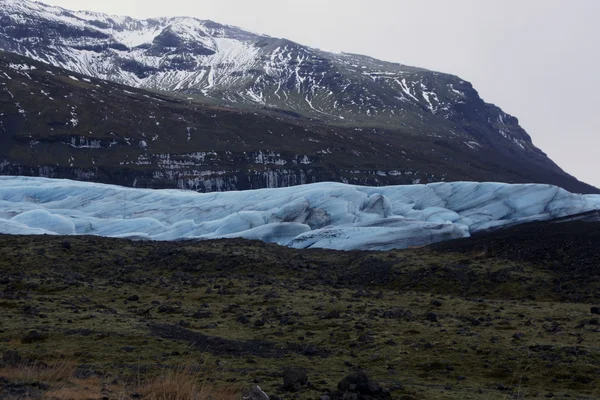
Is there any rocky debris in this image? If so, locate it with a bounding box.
[282,368,308,392]
[331,371,391,399]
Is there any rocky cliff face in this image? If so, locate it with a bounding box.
[0,0,596,193]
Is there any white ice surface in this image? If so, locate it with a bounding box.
[0,177,599,251]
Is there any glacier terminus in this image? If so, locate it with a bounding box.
[0,177,598,251]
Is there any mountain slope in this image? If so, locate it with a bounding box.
[1,51,598,193]
[1,0,481,126]
[0,0,596,193]
[0,2,565,140]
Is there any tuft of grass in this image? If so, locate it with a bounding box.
[0,360,240,400]
[0,359,76,383]
[0,359,104,400]
[44,379,105,400]
[136,366,241,400]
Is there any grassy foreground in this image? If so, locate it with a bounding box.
[0,221,599,399]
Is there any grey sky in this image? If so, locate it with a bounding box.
[43,0,600,188]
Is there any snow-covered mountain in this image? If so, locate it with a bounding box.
[0,0,597,194]
[0,0,539,138]
[1,0,446,123]
[2,176,599,250]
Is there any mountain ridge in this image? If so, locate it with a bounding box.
[0,0,534,133]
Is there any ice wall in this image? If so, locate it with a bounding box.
[0,177,598,250]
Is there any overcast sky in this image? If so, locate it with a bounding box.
[43,0,600,188]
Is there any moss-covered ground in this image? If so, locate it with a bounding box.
[0,222,599,399]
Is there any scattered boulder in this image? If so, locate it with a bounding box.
[333,371,390,399]
[591,307,600,315]
[192,311,213,319]
[382,308,411,320]
[302,345,318,356]
[283,368,308,392]
[426,313,438,322]
[178,320,191,328]
[127,295,140,302]
[358,334,374,343]
[264,291,280,299]
[325,309,341,319]
[157,304,181,314]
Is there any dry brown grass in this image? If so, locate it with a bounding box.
[0,360,240,400]
[44,380,104,400]
[0,359,76,383]
[0,359,105,400]
[135,366,241,400]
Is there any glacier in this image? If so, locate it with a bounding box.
[0,176,599,251]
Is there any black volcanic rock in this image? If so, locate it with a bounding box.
[334,371,391,399]
[283,368,308,392]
